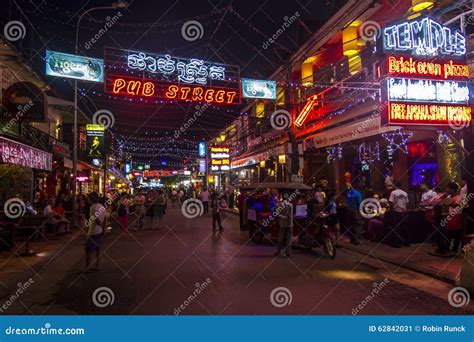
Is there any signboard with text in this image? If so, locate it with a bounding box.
[0,136,52,170]
[241,79,276,99]
[45,51,104,82]
[210,146,230,172]
[86,124,105,159]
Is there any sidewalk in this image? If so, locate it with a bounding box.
[339,238,463,284]
[222,208,239,216]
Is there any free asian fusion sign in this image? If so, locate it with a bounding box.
[45,51,104,82]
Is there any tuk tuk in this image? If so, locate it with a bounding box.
[242,182,336,258]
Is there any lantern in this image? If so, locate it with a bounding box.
[342,21,361,57]
[411,0,434,12]
[301,56,316,87]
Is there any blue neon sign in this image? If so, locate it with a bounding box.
[198,141,206,157]
[241,79,277,99]
[45,50,104,82]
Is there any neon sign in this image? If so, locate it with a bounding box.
[241,79,277,99]
[106,75,240,104]
[198,141,206,157]
[295,95,318,127]
[387,102,471,126]
[386,56,469,80]
[382,17,466,57]
[210,146,230,171]
[386,77,469,104]
[45,51,104,82]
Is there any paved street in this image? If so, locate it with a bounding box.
[3,207,471,316]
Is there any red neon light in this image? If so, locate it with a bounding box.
[387,102,472,126]
[386,56,469,80]
[295,95,318,127]
[105,74,240,104]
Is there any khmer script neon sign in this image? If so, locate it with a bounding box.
[127,51,226,85]
[383,17,466,57]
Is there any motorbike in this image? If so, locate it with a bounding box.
[297,211,336,259]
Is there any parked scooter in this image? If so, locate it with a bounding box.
[298,211,336,259]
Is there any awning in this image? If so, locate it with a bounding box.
[304,115,401,149]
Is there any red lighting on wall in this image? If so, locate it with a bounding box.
[294,95,318,127]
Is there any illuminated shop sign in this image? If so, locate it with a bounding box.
[0,136,52,171]
[387,102,471,126]
[86,124,105,159]
[45,51,104,82]
[143,170,175,177]
[198,141,206,157]
[105,75,240,104]
[386,56,469,80]
[295,95,318,127]
[386,77,469,104]
[382,17,466,57]
[241,79,277,99]
[210,146,230,171]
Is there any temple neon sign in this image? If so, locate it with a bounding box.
[382,17,466,57]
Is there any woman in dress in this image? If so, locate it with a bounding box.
[152,190,166,229]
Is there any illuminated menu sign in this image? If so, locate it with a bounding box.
[210,146,230,171]
[382,17,466,57]
[381,16,471,128]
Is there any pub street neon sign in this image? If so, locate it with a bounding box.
[383,17,466,57]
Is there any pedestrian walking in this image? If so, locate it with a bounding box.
[211,192,224,232]
[200,187,210,214]
[85,192,105,271]
[152,190,167,229]
[134,192,146,230]
[275,194,294,257]
[388,180,409,248]
[117,193,130,233]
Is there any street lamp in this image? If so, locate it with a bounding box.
[72,1,128,227]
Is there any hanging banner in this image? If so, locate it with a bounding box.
[241,79,277,99]
[103,47,241,104]
[45,51,104,82]
[86,124,105,159]
[0,136,52,170]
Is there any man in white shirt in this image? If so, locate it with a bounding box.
[388,181,409,248]
[200,187,210,214]
[85,193,105,271]
[420,183,437,209]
